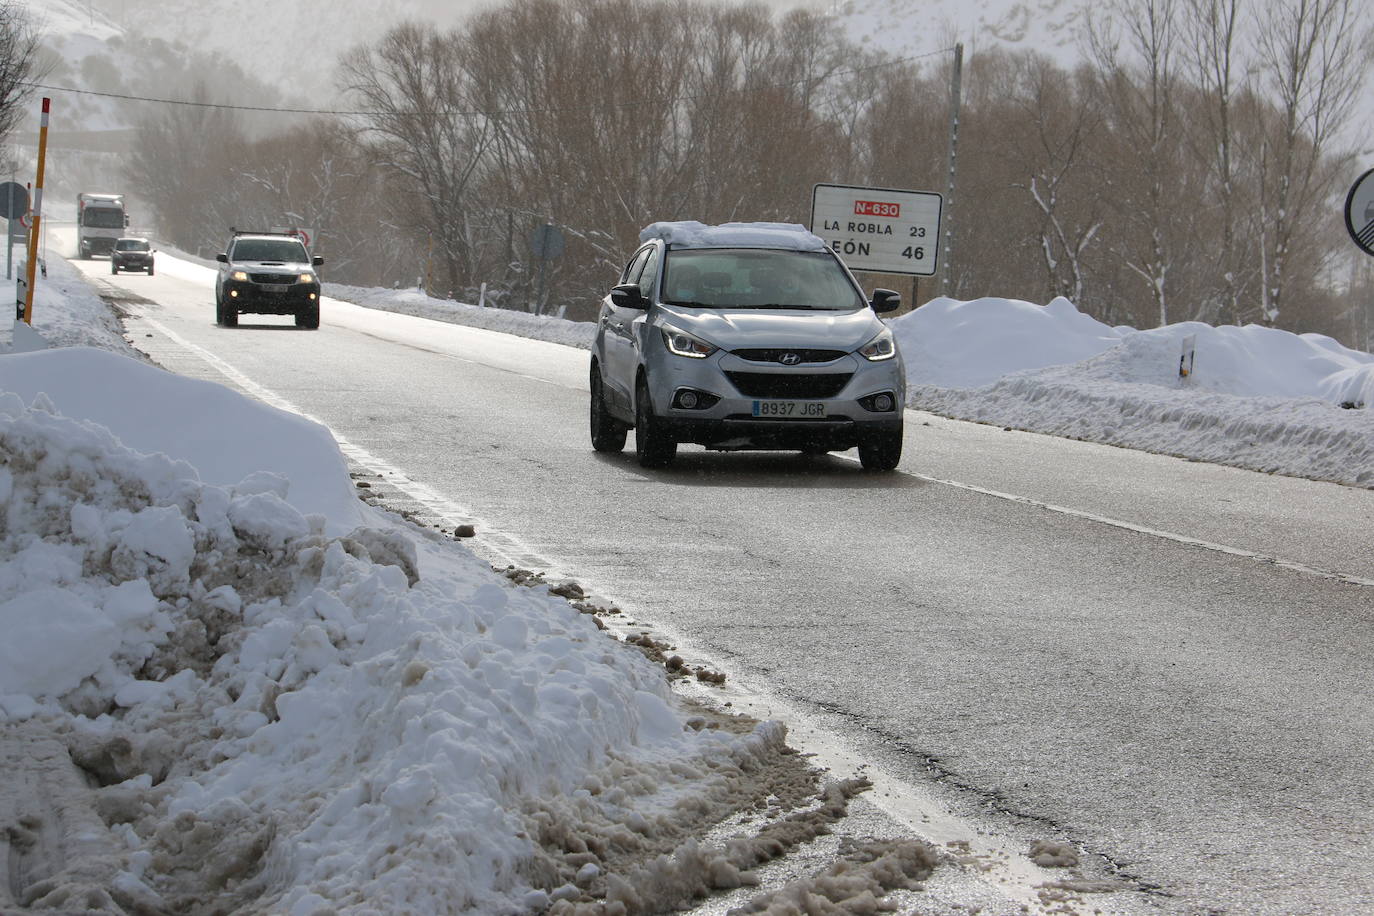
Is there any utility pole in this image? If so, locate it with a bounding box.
[941,43,963,297]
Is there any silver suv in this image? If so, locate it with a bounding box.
[590,221,906,470]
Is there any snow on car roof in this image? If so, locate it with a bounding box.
[639,221,829,251]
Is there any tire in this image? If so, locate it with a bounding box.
[296,303,320,329]
[110,263,118,274]
[147,265,154,276]
[858,428,903,471]
[634,377,676,468]
[589,364,627,452]
[217,300,237,327]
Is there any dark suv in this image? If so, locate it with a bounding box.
[111,237,154,275]
[215,232,324,328]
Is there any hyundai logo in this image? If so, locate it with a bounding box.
[777,352,802,366]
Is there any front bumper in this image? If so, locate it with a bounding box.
[113,256,152,269]
[648,350,905,451]
[223,280,320,315]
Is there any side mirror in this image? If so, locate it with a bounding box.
[871,288,902,314]
[216,253,228,263]
[610,283,648,309]
[312,255,324,267]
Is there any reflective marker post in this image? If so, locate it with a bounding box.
[21,98,50,325]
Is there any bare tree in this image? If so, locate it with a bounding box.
[123,83,248,254]
[341,22,498,297]
[1089,0,1185,326]
[1182,0,1251,323]
[1004,55,1104,305]
[0,0,43,153]
[1252,0,1371,325]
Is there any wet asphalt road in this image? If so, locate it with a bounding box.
[74,250,1374,915]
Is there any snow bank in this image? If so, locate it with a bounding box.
[0,350,811,912]
[4,255,138,355]
[0,347,365,533]
[892,295,1126,388]
[639,221,829,251]
[891,297,1374,487]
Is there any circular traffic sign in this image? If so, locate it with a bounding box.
[1343,168,1374,256]
[295,228,311,247]
[0,181,28,220]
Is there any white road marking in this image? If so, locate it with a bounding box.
[839,453,1374,588]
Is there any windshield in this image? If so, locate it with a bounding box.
[661,248,865,310]
[82,208,124,229]
[232,238,309,262]
[115,239,149,251]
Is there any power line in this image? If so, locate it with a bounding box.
[17,46,955,119]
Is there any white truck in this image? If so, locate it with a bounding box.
[76,192,128,258]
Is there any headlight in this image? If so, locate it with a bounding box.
[858,329,896,361]
[299,273,316,284]
[660,325,717,359]
[231,270,249,282]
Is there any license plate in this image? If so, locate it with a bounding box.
[752,400,827,418]
[260,283,289,292]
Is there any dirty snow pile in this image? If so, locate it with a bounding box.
[0,347,903,913]
[890,296,1374,487]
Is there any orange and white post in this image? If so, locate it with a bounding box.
[21,97,49,325]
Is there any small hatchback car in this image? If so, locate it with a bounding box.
[110,237,154,275]
[590,221,906,470]
[215,231,324,328]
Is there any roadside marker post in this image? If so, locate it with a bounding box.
[20,98,50,326]
[1179,334,1197,380]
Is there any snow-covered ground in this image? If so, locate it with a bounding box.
[0,259,935,912]
[327,284,1374,489]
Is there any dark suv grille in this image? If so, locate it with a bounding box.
[725,372,853,398]
[249,272,297,284]
[732,348,847,364]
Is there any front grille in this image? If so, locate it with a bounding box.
[724,372,853,398]
[250,273,297,284]
[732,348,847,364]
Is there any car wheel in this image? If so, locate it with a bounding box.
[634,377,676,468]
[589,364,627,452]
[858,428,903,471]
[296,304,320,329]
[147,265,154,276]
[217,301,237,327]
[110,263,118,274]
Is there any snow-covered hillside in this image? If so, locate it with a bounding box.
[831,0,1087,65]
[26,0,475,119]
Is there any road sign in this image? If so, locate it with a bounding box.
[811,183,943,276]
[529,223,565,260]
[1344,168,1374,257]
[0,182,27,220]
[270,226,314,248]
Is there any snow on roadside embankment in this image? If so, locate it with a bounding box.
[325,282,596,350]
[7,254,141,355]
[890,297,1374,488]
[0,343,928,910]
